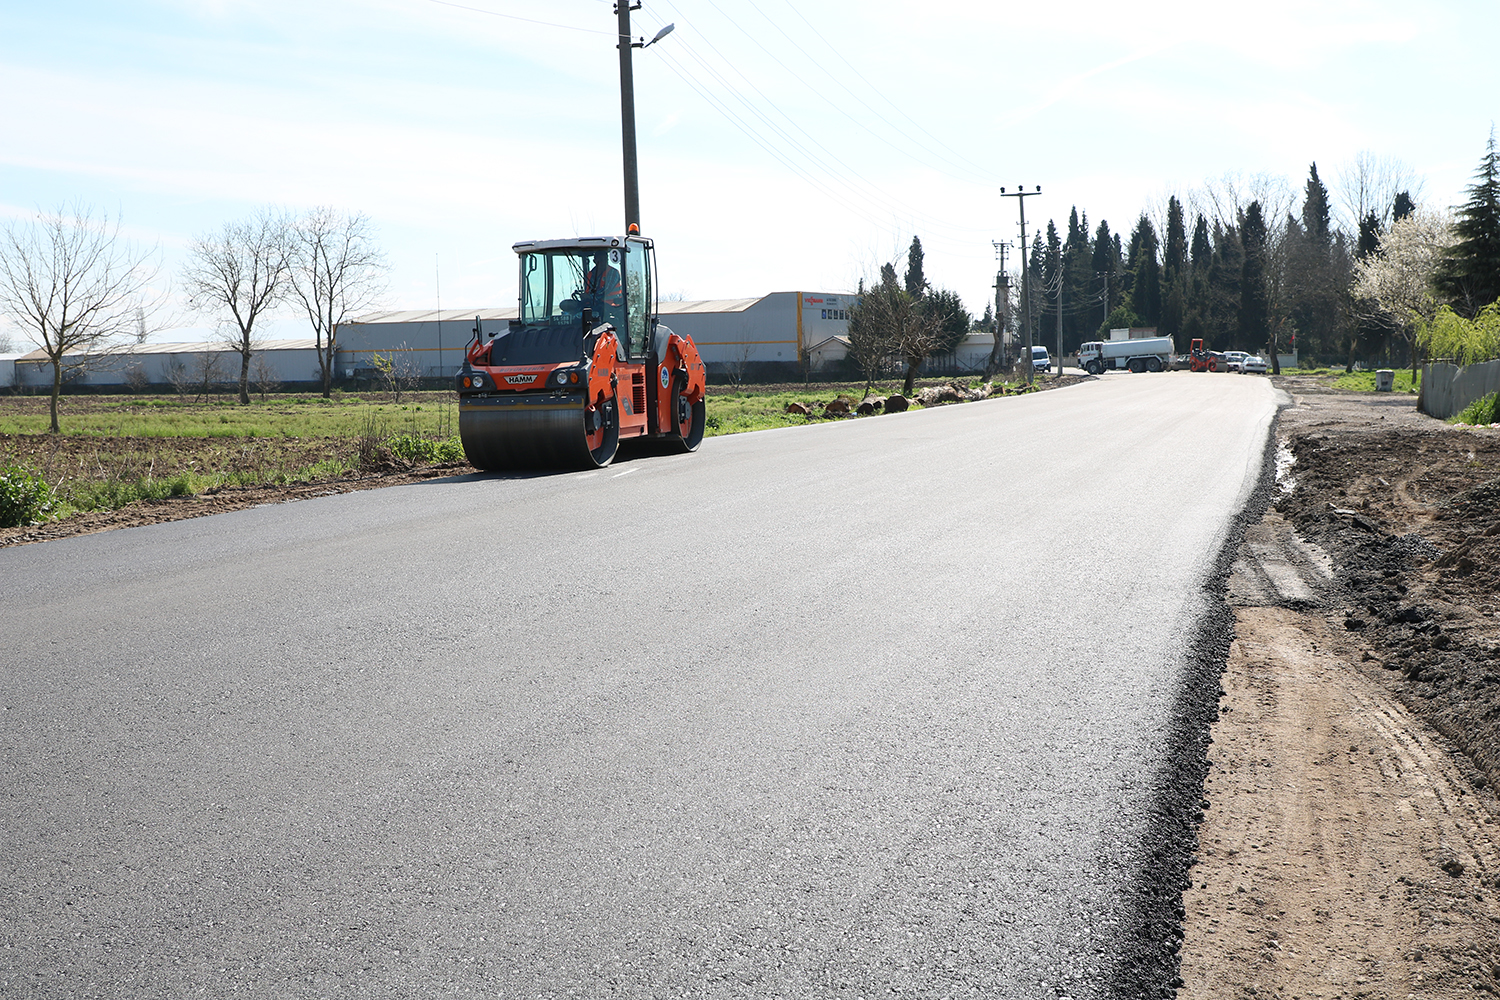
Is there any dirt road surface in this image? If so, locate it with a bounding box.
[1181,376,1500,998]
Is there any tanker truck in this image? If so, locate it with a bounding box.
[1077,336,1176,375]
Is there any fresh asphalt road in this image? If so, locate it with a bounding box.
[1,373,1280,999]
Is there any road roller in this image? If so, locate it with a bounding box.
[456,234,707,470]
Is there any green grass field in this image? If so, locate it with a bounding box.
[1,379,1019,525]
[1331,368,1421,392]
[0,392,459,438]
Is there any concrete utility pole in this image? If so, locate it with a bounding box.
[990,240,1012,373]
[615,5,674,234]
[1055,254,1063,378]
[1001,186,1041,385]
[1095,270,1111,335]
[617,2,642,233]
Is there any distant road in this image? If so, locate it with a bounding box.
[1,373,1279,998]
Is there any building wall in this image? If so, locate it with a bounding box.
[341,292,858,378]
[12,343,323,389]
[1,290,864,390]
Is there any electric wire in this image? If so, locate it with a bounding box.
[652,0,996,198]
[635,7,994,250]
[429,0,1004,271]
[423,0,615,36]
[643,21,973,246]
[759,0,997,184]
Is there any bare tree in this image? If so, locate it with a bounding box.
[181,209,292,405]
[250,350,282,400]
[287,207,388,399]
[371,345,421,402]
[1188,172,1295,233]
[1335,151,1423,233]
[847,272,939,397]
[723,324,755,386]
[0,204,162,432]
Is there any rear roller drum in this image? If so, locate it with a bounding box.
[671,381,705,452]
[585,395,620,466]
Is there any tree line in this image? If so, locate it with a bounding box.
[1017,133,1500,372]
[0,204,387,432]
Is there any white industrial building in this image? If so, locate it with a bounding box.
[341,290,860,380]
[2,289,1006,390]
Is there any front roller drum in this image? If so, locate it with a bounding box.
[459,394,618,471]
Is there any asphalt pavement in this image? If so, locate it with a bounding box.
[1,372,1281,999]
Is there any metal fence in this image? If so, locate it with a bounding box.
[1419,359,1500,420]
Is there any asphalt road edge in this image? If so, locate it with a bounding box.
[1105,397,1288,1000]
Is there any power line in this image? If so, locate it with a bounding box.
[635,7,993,250]
[422,0,615,36]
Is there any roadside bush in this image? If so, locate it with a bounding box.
[0,464,56,528]
[386,433,464,466]
[1455,391,1500,426]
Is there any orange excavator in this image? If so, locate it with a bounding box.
[456,234,706,470]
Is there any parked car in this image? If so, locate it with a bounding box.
[1240,353,1269,374]
[1222,350,1249,373]
[1031,345,1052,373]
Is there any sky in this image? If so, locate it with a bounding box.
[1,0,1495,345]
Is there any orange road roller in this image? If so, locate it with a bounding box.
[457,235,707,470]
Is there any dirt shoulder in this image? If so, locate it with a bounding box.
[1180,377,1500,998]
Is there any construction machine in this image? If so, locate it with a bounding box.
[1188,338,1218,373]
[456,234,707,470]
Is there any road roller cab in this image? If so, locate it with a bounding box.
[456,235,707,470]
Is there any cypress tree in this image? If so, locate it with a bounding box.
[1301,163,1332,248]
[1392,191,1416,222]
[1357,211,1382,258]
[1190,215,1212,270]
[1433,129,1500,317]
[1206,220,1242,345]
[1161,197,1188,347]
[904,236,927,299]
[1239,202,1269,352]
[1125,214,1161,327]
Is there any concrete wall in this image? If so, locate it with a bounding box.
[1420,359,1500,420]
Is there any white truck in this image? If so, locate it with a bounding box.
[1077,336,1175,375]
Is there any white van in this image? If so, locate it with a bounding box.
[1031,345,1052,373]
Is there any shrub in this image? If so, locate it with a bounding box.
[0,464,56,528]
[1455,391,1500,426]
[387,433,465,466]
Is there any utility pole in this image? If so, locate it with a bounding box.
[988,240,1012,376]
[617,1,642,233]
[1001,186,1041,385]
[1055,254,1063,378]
[615,5,674,234]
[1095,270,1111,336]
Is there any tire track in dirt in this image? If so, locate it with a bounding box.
[1180,379,1500,999]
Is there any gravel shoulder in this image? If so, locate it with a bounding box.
[1181,376,1500,998]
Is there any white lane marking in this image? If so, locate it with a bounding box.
[612,468,637,478]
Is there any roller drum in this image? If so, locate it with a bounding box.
[459,395,616,470]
